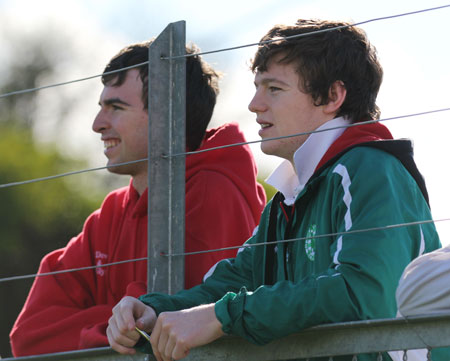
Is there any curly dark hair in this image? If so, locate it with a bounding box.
[251,19,383,122]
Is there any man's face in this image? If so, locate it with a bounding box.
[248,59,330,163]
[92,69,148,178]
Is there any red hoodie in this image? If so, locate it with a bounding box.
[10,122,266,356]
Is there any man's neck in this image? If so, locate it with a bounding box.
[132,174,147,196]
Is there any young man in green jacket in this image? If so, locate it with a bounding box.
[106,19,441,361]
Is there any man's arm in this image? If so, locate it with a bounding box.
[213,148,442,344]
[111,149,438,356]
[10,187,146,356]
[140,149,440,350]
[9,244,111,356]
[107,208,269,355]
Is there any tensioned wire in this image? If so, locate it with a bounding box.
[0,257,147,283]
[1,217,449,284]
[0,62,148,100]
[0,4,448,100]
[163,107,450,158]
[163,218,450,257]
[0,106,449,189]
[161,4,450,60]
[0,158,145,189]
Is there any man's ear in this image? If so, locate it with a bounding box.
[323,80,346,115]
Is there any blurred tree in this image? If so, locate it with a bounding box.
[259,178,277,202]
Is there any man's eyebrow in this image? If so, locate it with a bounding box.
[254,77,290,87]
[100,98,131,107]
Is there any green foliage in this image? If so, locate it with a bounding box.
[258,177,277,202]
[0,125,104,357]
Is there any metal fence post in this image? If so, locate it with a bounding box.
[147,21,186,295]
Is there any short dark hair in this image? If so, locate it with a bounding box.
[251,19,383,122]
[102,41,220,150]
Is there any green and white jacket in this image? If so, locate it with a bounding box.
[139,119,441,360]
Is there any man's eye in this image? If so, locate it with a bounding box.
[269,86,281,92]
[112,105,123,111]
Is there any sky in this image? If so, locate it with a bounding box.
[0,0,450,244]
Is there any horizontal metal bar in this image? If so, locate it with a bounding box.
[185,313,450,361]
[5,314,450,361]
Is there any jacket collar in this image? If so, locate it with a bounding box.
[266,117,350,205]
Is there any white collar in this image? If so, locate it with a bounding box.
[266,116,350,205]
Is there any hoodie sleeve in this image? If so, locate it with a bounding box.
[8,199,148,356]
[9,214,109,356]
[10,186,147,356]
[9,207,117,356]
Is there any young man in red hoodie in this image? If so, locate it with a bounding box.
[9,42,266,356]
[106,20,442,361]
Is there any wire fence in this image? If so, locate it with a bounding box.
[2,3,450,360]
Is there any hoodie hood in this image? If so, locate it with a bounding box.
[316,121,393,171]
[315,121,429,206]
[186,122,266,219]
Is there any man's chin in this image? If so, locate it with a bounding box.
[106,162,130,175]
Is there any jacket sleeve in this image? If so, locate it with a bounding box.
[214,149,441,345]
[184,170,263,289]
[137,217,266,353]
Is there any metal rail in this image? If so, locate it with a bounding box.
[4,314,450,361]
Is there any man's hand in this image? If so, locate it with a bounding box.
[107,296,157,355]
[150,303,224,361]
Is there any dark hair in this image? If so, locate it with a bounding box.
[102,41,220,150]
[251,19,383,122]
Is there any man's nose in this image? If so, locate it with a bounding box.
[92,110,108,133]
[248,90,266,114]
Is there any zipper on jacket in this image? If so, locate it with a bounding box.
[265,192,283,285]
[283,192,312,282]
[280,202,295,281]
[265,189,312,284]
